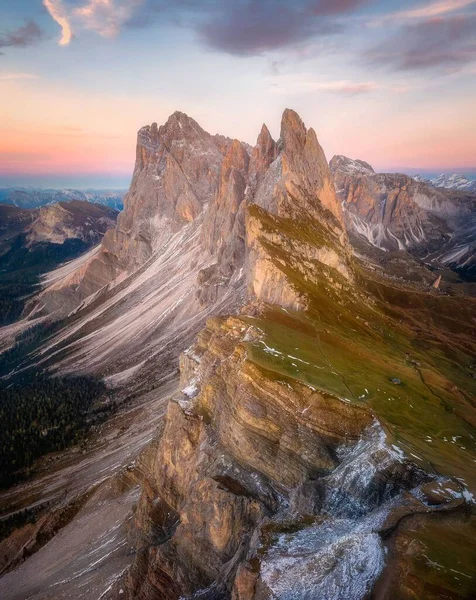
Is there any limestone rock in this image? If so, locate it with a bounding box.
[249,124,278,182]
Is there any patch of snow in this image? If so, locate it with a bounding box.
[181,379,199,399]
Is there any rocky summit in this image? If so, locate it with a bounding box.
[0,110,475,600]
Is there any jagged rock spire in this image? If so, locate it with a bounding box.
[250,123,278,178]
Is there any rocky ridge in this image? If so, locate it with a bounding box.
[71,112,473,599]
[20,110,350,383]
[123,314,471,599]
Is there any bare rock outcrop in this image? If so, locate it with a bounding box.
[94,112,229,280]
[31,110,353,321]
[23,109,361,379]
[29,113,234,317]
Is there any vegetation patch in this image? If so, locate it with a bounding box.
[0,374,109,489]
[0,234,90,325]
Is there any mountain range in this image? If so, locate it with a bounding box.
[0,200,118,326]
[0,110,475,600]
[0,187,126,211]
[413,173,476,192]
[332,155,476,279]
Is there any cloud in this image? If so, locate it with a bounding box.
[197,0,369,56]
[366,14,476,71]
[389,0,476,21]
[42,0,370,54]
[43,0,146,44]
[0,73,40,81]
[309,0,371,16]
[73,0,145,39]
[267,74,382,96]
[0,21,43,48]
[43,0,73,46]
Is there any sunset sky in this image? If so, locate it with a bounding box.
[1,0,475,188]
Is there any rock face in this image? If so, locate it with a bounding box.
[107,113,227,270]
[77,112,230,298]
[330,155,476,277]
[247,111,350,310]
[26,113,234,320]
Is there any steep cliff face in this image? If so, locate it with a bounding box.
[331,155,476,278]
[247,111,351,311]
[127,302,474,599]
[18,114,244,378]
[32,113,231,316]
[106,112,227,271]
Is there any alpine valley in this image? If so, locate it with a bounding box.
[0,110,475,600]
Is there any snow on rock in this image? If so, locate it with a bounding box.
[414,173,476,192]
[261,524,385,600]
[181,379,199,399]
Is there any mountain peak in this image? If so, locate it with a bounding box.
[250,122,277,178]
[279,109,327,174]
[161,110,207,139]
[276,109,344,227]
[258,122,272,141]
[280,108,307,150]
[330,155,375,176]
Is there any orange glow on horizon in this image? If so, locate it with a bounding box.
[1,78,475,179]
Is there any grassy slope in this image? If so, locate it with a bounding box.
[240,204,476,597]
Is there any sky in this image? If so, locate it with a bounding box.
[0,0,475,188]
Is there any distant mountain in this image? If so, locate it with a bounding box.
[331,155,476,279]
[0,187,127,210]
[413,173,476,192]
[0,200,117,325]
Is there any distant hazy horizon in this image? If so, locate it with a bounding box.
[1,168,475,192]
[0,174,131,190]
